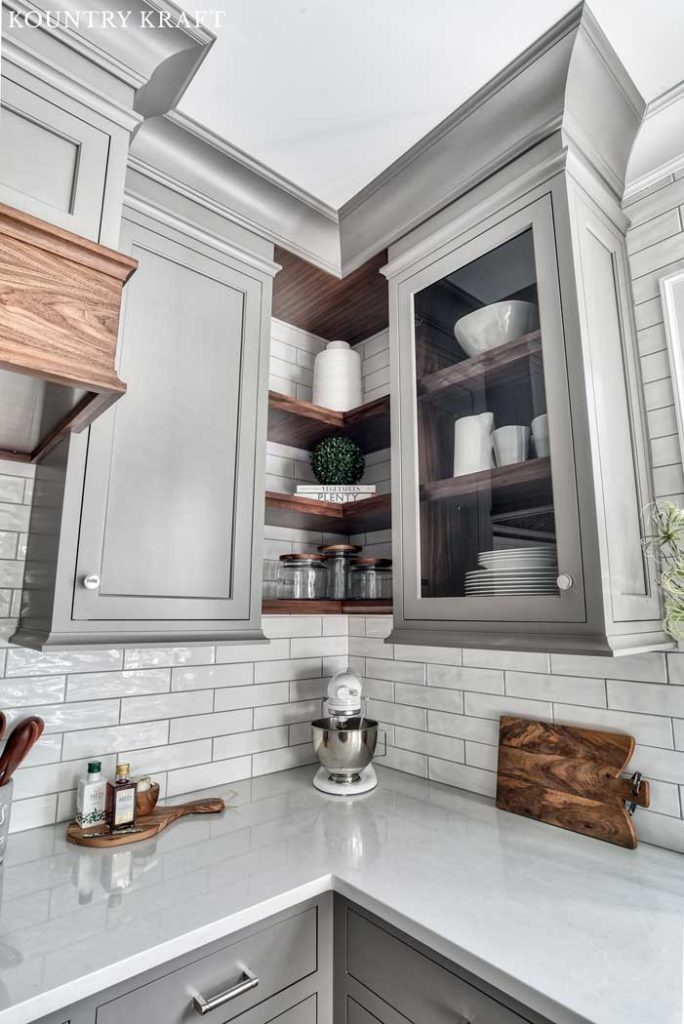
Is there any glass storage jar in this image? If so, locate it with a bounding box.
[349,557,393,600]
[277,553,327,600]
[319,543,362,599]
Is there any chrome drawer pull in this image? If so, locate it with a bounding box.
[192,967,259,1015]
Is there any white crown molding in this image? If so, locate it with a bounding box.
[2,35,143,132]
[624,80,684,201]
[167,111,339,225]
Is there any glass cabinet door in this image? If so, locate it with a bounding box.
[398,195,584,622]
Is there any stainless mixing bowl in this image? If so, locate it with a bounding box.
[312,716,378,784]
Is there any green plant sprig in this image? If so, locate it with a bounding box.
[310,435,365,486]
[643,501,684,640]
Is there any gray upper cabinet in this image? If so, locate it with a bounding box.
[14,178,275,648]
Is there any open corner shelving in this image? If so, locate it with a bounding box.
[263,390,393,615]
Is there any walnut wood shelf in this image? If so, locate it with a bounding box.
[420,457,551,505]
[263,599,392,615]
[268,391,390,453]
[417,331,541,411]
[265,491,391,534]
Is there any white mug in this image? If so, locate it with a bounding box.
[532,434,550,458]
[493,425,529,466]
[453,412,494,476]
[531,414,549,438]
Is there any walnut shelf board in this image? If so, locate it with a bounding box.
[265,491,391,534]
[420,458,551,505]
[496,717,650,849]
[417,331,542,410]
[67,797,225,848]
[263,600,392,615]
[268,391,390,453]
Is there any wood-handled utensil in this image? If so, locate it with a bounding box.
[0,713,6,743]
[0,716,45,787]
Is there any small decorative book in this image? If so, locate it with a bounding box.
[296,485,377,504]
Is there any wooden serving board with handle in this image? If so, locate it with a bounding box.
[496,717,649,848]
[67,797,225,848]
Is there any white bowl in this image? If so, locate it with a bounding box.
[453,300,539,358]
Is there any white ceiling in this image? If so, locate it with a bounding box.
[177,0,684,209]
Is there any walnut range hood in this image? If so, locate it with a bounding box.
[0,201,137,463]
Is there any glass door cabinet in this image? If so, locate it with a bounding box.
[386,177,665,654]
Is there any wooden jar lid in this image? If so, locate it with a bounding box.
[279,552,326,561]
[353,557,392,567]
[318,543,363,554]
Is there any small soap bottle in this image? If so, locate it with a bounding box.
[76,760,107,830]
[107,762,137,831]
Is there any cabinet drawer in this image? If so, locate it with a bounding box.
[269,994,317,1024]
[97,907,317,1024]
[346,908,530,1024]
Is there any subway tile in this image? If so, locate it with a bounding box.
[366,657,425,684]
[290,677,325,702]
[0,561,24,588]
[654,463,684,496]
[630,233,684,279]
[63,721,169,761]
[120,739,211,775]
[123,647,215,669]
[464,692,553,721]
[426,710,499,745]
[506,671,606,707]
[644,376,675,412]
[551,652,667,682]
[254,658,322,683]
[394,726,464,763]
[637,810,684,854]
[632,745,684,785]
[171,663,253,691]
[650,434,681,468]
[252,744,315,776]
[0,590,11,617]
[9,795,57,833]
[170,709,253,743]
[673,720,684,750]
[349,636,393,658]
[0,675,65,707]
[394,682,464,714]
[382,746,427,776]
[291,635,347,659]
[641,349,670,384]
[263,616,322,638]
[428,758,497,798]
[364,617,393,638]
[5,648,122,678]
[607,680,684,717]
[13,756,116,800]
[67,668,170,701]
[21,734,63,767]
[638,322,667,357]
[360,677,393,701]
[646,779,681,817]
[215,638,290,663]
[0,476,25,503]
[366,698,426,730]
[462,649,549,672]
[428,664,504,694]
[254,699,320,729]
[554,704,674,748]
[322,616,349,636]
[166,756,252,797]
[214,727,288,760]
[635,296,663,332]
[4,700,120,734]
[215,682,289,712]
[0,531,18,558]
[627,208,681,254]
[465,741,498,771]
[289,722,312,745]
[121,690,213,724]
[394,644,462,665]
[0,502,30,532]
[633,258,684,305]
[323,655,347,676]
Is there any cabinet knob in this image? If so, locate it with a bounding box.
[557,573,574,591]
[82,574,101,591]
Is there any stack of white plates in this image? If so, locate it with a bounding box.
[465,545,558,596]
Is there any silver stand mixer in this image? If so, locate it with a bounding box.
[312,669,384,795]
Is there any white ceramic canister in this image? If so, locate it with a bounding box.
[312,341,362,411]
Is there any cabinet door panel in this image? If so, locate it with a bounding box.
[0,76,109,239]
[73,217,264,622]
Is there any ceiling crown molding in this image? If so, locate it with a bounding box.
[2,0,215,119]
[624,79,684,201]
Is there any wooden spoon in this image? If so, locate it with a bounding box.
[0,716,44,787]
[0,713,6,743]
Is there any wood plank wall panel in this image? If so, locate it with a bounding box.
[272,246,388,343]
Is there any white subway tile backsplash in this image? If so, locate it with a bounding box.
[214,727,288,760]
[171,663,254,691]
[121,691,213,724]
[253,699,320,729]
[121,740,211,775]
[428,758,497,798]
[1,675,66,707]
[427,710,498,745]
[553,704,674,748]
[62,721,169,761]
[428,664,504,694]
[170,709,253,743]
[6,648,123,678]
[394,726,464,763]
[166,756,252,797]
[252,743,315,776]
[366,657,425,684]
[7,700,120,734]
[551,652,667,682]
[607,680,684,716]
[254,657,322,683]
[67,669,170,701]
[506,671,607,707]
[291,635,346,659]
[464,692,553,721]
[394,644,462,665]
[215,682,289,712]
[216,639,289,663]
[9,795,57,832]
[395,682,464,714]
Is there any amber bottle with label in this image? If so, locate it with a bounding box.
[107,762,137,831]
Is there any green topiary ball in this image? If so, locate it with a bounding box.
[310,435,365,485]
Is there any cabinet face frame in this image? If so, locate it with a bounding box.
[70,211,268,626]
[391,189,585,626]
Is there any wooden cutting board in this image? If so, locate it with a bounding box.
[496,717,649,848]
[67,797,225,848]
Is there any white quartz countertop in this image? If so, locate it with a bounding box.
[0,765,682,1024]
